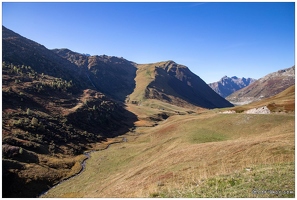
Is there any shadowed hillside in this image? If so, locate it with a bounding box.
[52,48,137,102]
[2,26,93,93]
[2,26,138,197]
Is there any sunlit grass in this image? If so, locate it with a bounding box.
[153,162,295,198]
[42,109,294,198]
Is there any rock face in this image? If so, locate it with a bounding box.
[226,66,295,105]
[208,76,256,98]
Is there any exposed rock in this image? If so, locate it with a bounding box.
[245,106,271,114]
[220,110,236,114]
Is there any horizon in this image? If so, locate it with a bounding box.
[2,2,295,83]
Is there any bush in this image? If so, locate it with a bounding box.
[31,117,39,126]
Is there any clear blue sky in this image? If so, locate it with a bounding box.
[2,2,295,83]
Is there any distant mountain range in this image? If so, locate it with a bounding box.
[226,66,295,105]
[208,76,256,98]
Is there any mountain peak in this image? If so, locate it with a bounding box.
[209,76,256,98]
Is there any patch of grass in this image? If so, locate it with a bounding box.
[156,162,295,198]
[189,128,228,143]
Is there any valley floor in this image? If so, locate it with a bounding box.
[42,103,295,198]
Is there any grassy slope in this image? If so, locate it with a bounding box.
[127,63,157,103]
[42,103,295,198]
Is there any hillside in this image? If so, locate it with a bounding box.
[2,26,137,197]
[226,66,295,105]
[128,61,234,109]
[229,85,295,113]
[2,61,137,197]
[208,76,256,98]
[2,26,93,92]
[52,48,137,102]
[42,103,295,198]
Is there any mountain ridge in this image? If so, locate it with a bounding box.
[51,48,233,109]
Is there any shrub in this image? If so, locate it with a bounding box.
[31,117,39,126]
[26,108,31,115]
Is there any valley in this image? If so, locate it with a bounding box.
[41,100,295,198]
[2,25,295,198]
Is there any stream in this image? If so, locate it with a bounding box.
[38,140,124,197]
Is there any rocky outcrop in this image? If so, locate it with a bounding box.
[245,106,271,114]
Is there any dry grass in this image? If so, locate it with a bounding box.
[153,162,295,198]
[127,64,156,103]
[42,109,294,198]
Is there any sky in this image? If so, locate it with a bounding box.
[2,2,295,83]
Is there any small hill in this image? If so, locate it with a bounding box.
[226,66,295,105]
[208,76,256,98]
[128,61,234,109]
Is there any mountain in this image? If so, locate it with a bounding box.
[52,50,233,109]
[208,76,256,98]
[2,25,232,197]
[226,66,295,105]
[127,61,234,109]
